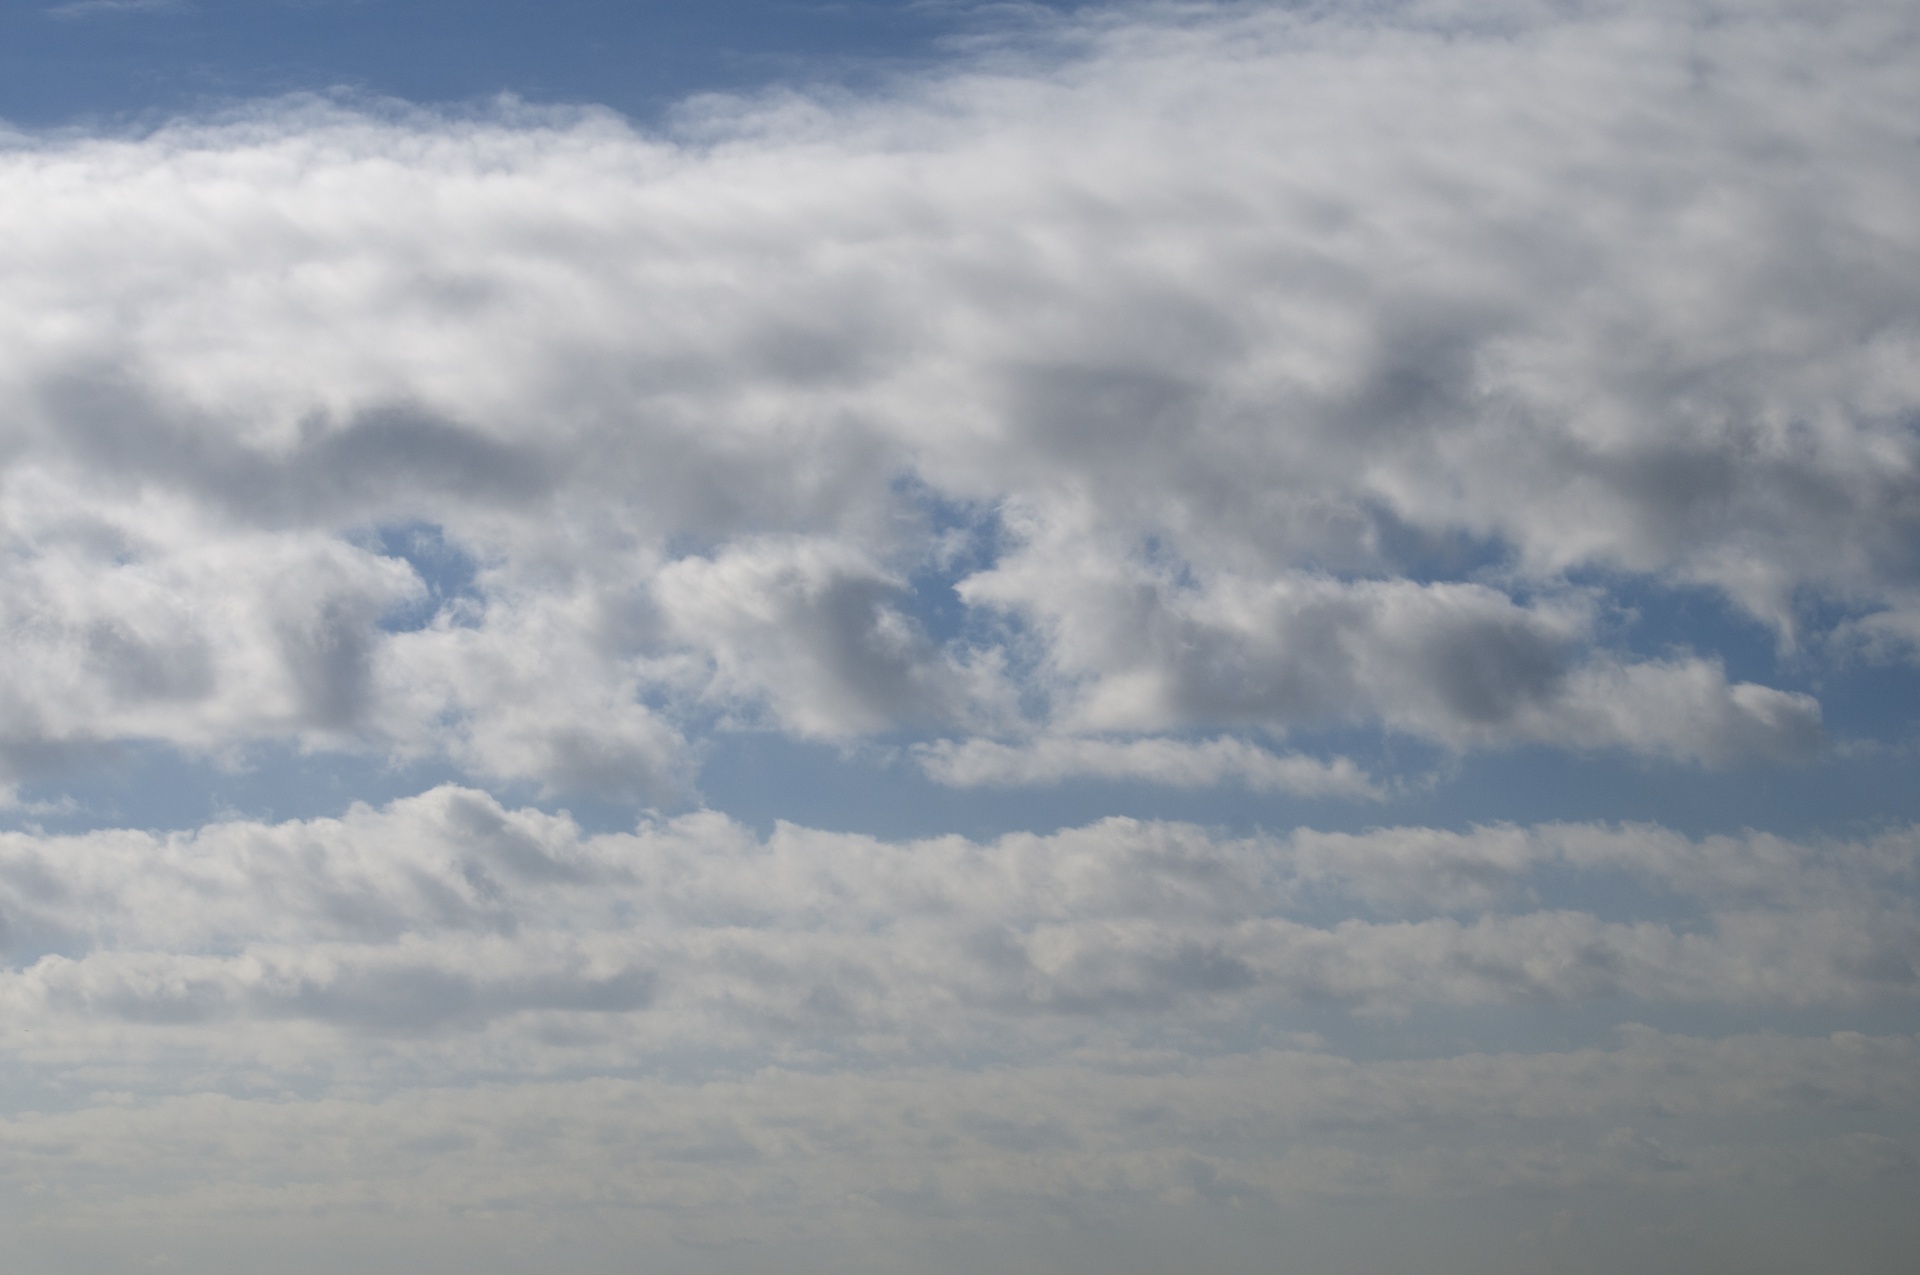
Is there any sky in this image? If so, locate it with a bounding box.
[0,1,1917,1271]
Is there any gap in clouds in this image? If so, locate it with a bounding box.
[0,740,472,837]
[696,723,1920,843]
[366,520,484,634]
[895,476,1010,649]
[9,708,1920,845]
[1576,572,1920,749]
[695,726,1414,842]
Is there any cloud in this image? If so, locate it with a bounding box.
[0,683,1907,1264]
[0,0,1910,790]
[0,778,1912,1239]
[960,545,1824,761]
[652,536,1010,737]
[2,1029,1916,1272]
[0,4,1914,1265]
[914,734,1384,797]
[45,0,180,17]
[0,788,1913,1085]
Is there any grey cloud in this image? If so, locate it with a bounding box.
[0,727,118,789]
[257,959,657,1034]
[1417,608,1568,725]
[26,945,658,1034]
[279,595,384,731]
[298,407,556,512]
[84,619,215,703]
[42,373,556,525]
[1,1028,1916,1273]
[654,537,1004,736]
[518,723,688,804]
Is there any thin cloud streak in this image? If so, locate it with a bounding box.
[914,734,1386,797]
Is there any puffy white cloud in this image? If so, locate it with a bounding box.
[959,539,1824,759]
[652,536,1012,737]
[0,0,1910,790]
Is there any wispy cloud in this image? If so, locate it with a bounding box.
[47,0,183,18]
[914,735,1386,798]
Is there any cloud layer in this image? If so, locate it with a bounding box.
[1,788,1916,1268]
[2,786,1914,1082]
[2,0,1912,797]
[5,2,1919,1268]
